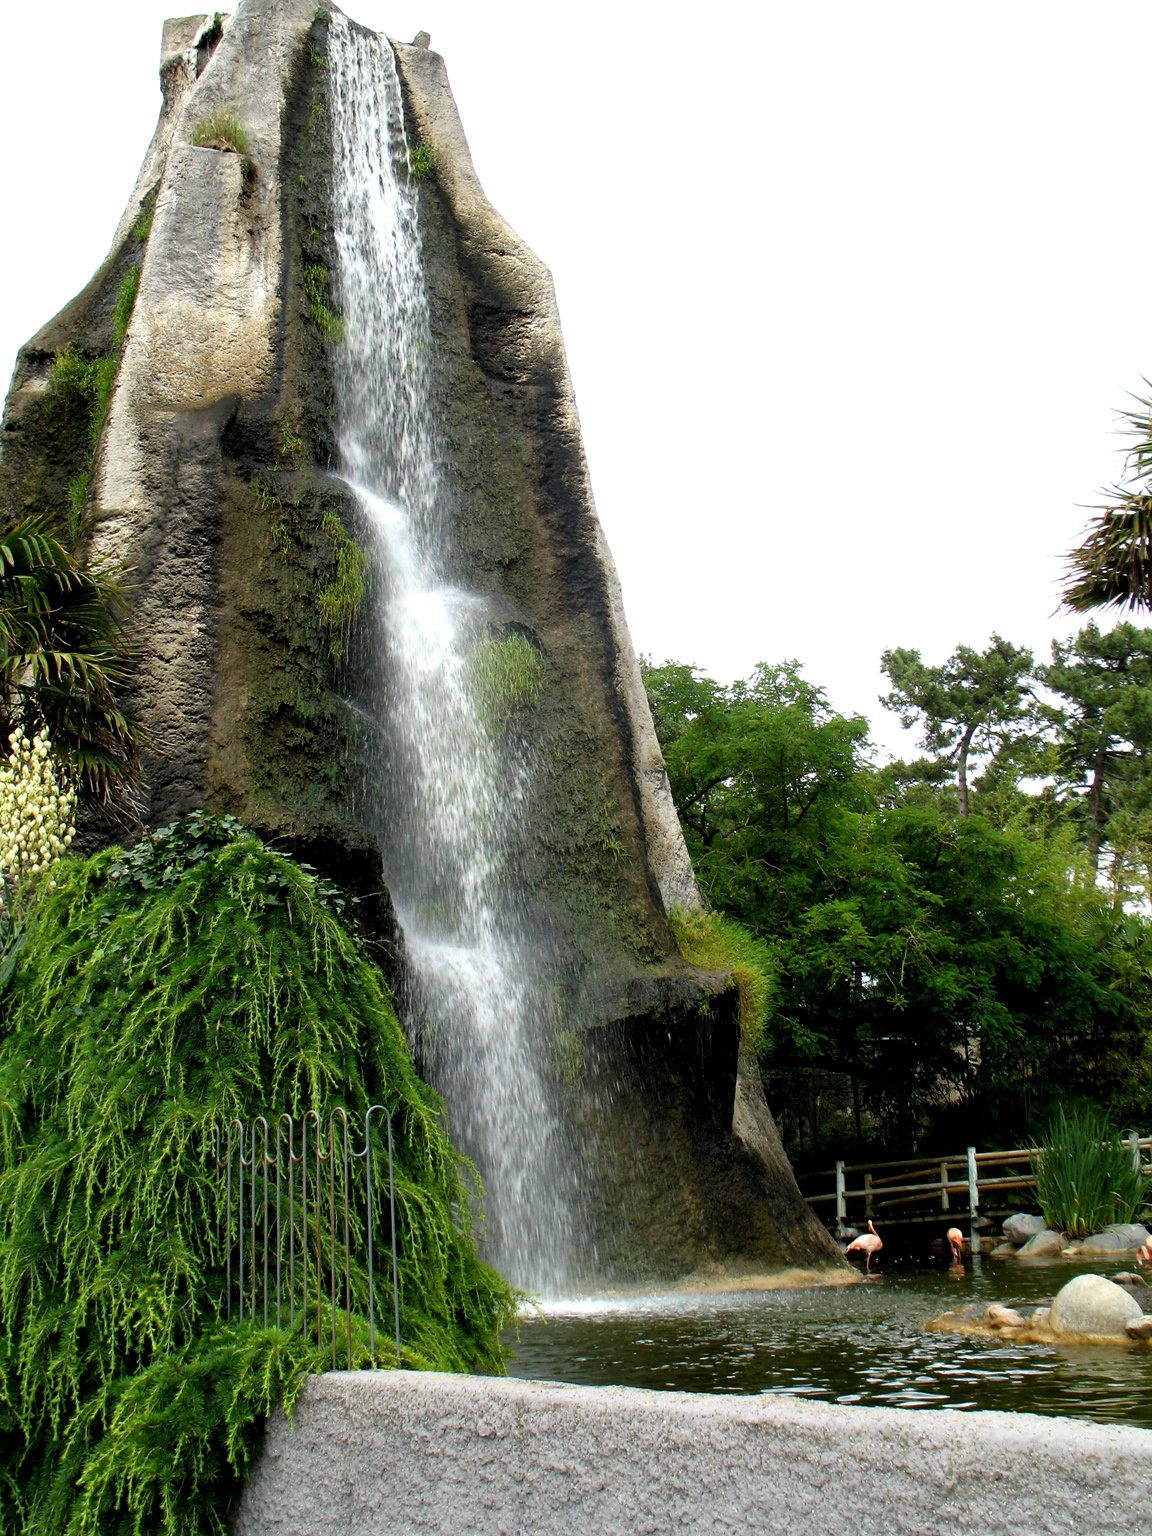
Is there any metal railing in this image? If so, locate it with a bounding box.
[214,1107,402,1369]
[802,1133,1152,1234]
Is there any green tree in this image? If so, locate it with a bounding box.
[645,657,1152,1151]
[880,636,1037,816]
[1040,621,1152,878]
[643,659,870,935]
[0,518,139,796]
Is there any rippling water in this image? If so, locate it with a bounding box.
[505,1259,1152,1424]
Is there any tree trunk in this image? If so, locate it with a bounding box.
[956,722,977,816]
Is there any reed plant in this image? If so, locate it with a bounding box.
[1033,1103,1146,1237]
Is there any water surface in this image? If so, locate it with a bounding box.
[505,1259,1152,1424]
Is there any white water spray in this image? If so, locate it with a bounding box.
[326,17,582,1294]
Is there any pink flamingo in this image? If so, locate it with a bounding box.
[946,1227,965,1265]
[1136,1237,1152,1267]
[845,1219,883,1273]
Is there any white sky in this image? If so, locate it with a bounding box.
[4,1,1151,760]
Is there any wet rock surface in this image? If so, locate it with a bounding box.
[930,1271,1152,1347]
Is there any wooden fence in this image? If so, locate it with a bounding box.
[800,1133,1152,1235]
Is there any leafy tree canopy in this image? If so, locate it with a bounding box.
[645,655,1152,1152]
[880,635,1036,816]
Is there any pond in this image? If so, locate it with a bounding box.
[505,1257,1152,1425]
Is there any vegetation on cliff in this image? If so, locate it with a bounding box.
[0,813,516,1536]
[0,520,138,796]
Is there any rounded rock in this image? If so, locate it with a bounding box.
[1049,1274,1143,1338]
[1081,1230,1129,1253]
[1018,1229,1064,1257]
[1003,1213,1046,1245]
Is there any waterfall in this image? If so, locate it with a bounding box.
[326,16,583,1296]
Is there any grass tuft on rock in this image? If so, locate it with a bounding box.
[668,907,774,1053]
[191,111,250,155]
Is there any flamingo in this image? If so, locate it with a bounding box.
[845,1219,883,1273]
[946,1227,965,1265]
[1137,1237,1152,1267]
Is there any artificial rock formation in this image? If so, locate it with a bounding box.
[0,1,842,1282]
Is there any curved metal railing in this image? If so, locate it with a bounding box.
[213,1107,402,1369]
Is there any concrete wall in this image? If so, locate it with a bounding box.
[233,1370,1152,1535]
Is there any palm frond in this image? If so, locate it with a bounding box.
[1062,496,1152,614]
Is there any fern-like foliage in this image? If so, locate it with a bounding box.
[0,815,518,1535]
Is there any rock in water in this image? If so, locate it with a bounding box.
[1002,1213,1046,1245]
[1049,1275,1143,1338]
[0,0,843,1286]
[1017,1229,1065,1257]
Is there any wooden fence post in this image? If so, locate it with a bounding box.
[835,1161,845,1226]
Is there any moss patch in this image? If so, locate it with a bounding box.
[668,907,774,1052]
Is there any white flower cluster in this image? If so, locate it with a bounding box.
[0,726,76,906]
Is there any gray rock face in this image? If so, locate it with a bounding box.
[1081,1230,1129,1252]
[0,0,843,1282]
[1106,1223,1151,1248]
[1049,1274,1143,1337]
[1002,1212,1045,1245]
[1018,1229,1064,1257]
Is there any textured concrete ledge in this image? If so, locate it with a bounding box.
[233,1370,1152,1535]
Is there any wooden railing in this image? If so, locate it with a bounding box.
[800,1134,1152,1232]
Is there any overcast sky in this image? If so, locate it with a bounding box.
[4,2,1150,758]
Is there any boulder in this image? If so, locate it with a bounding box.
[1003,1213,1046,1245]
[1106,1223,1151,1248]
[1017,1229,1064,1257]
[1081,1230,1131,1253]
[1049,1275,1143,1338]
[1125,1316,1152,1340]
[990,1241,1019,1257]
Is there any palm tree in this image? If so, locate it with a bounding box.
[1063,393,1152,615]
[0,518,140,798]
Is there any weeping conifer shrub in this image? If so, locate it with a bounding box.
[1033,1103,1147,1239]
[0,813,518,1536]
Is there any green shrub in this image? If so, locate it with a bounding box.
[1033,1103,1146,1237]
[667,907,774,1053]
[0,814,517,1535]
[191,111,249,155]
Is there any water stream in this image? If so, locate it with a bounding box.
[326,17,580,1294]
[506,1259,1152,1424]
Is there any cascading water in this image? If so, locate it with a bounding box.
[326,16,583,1295]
